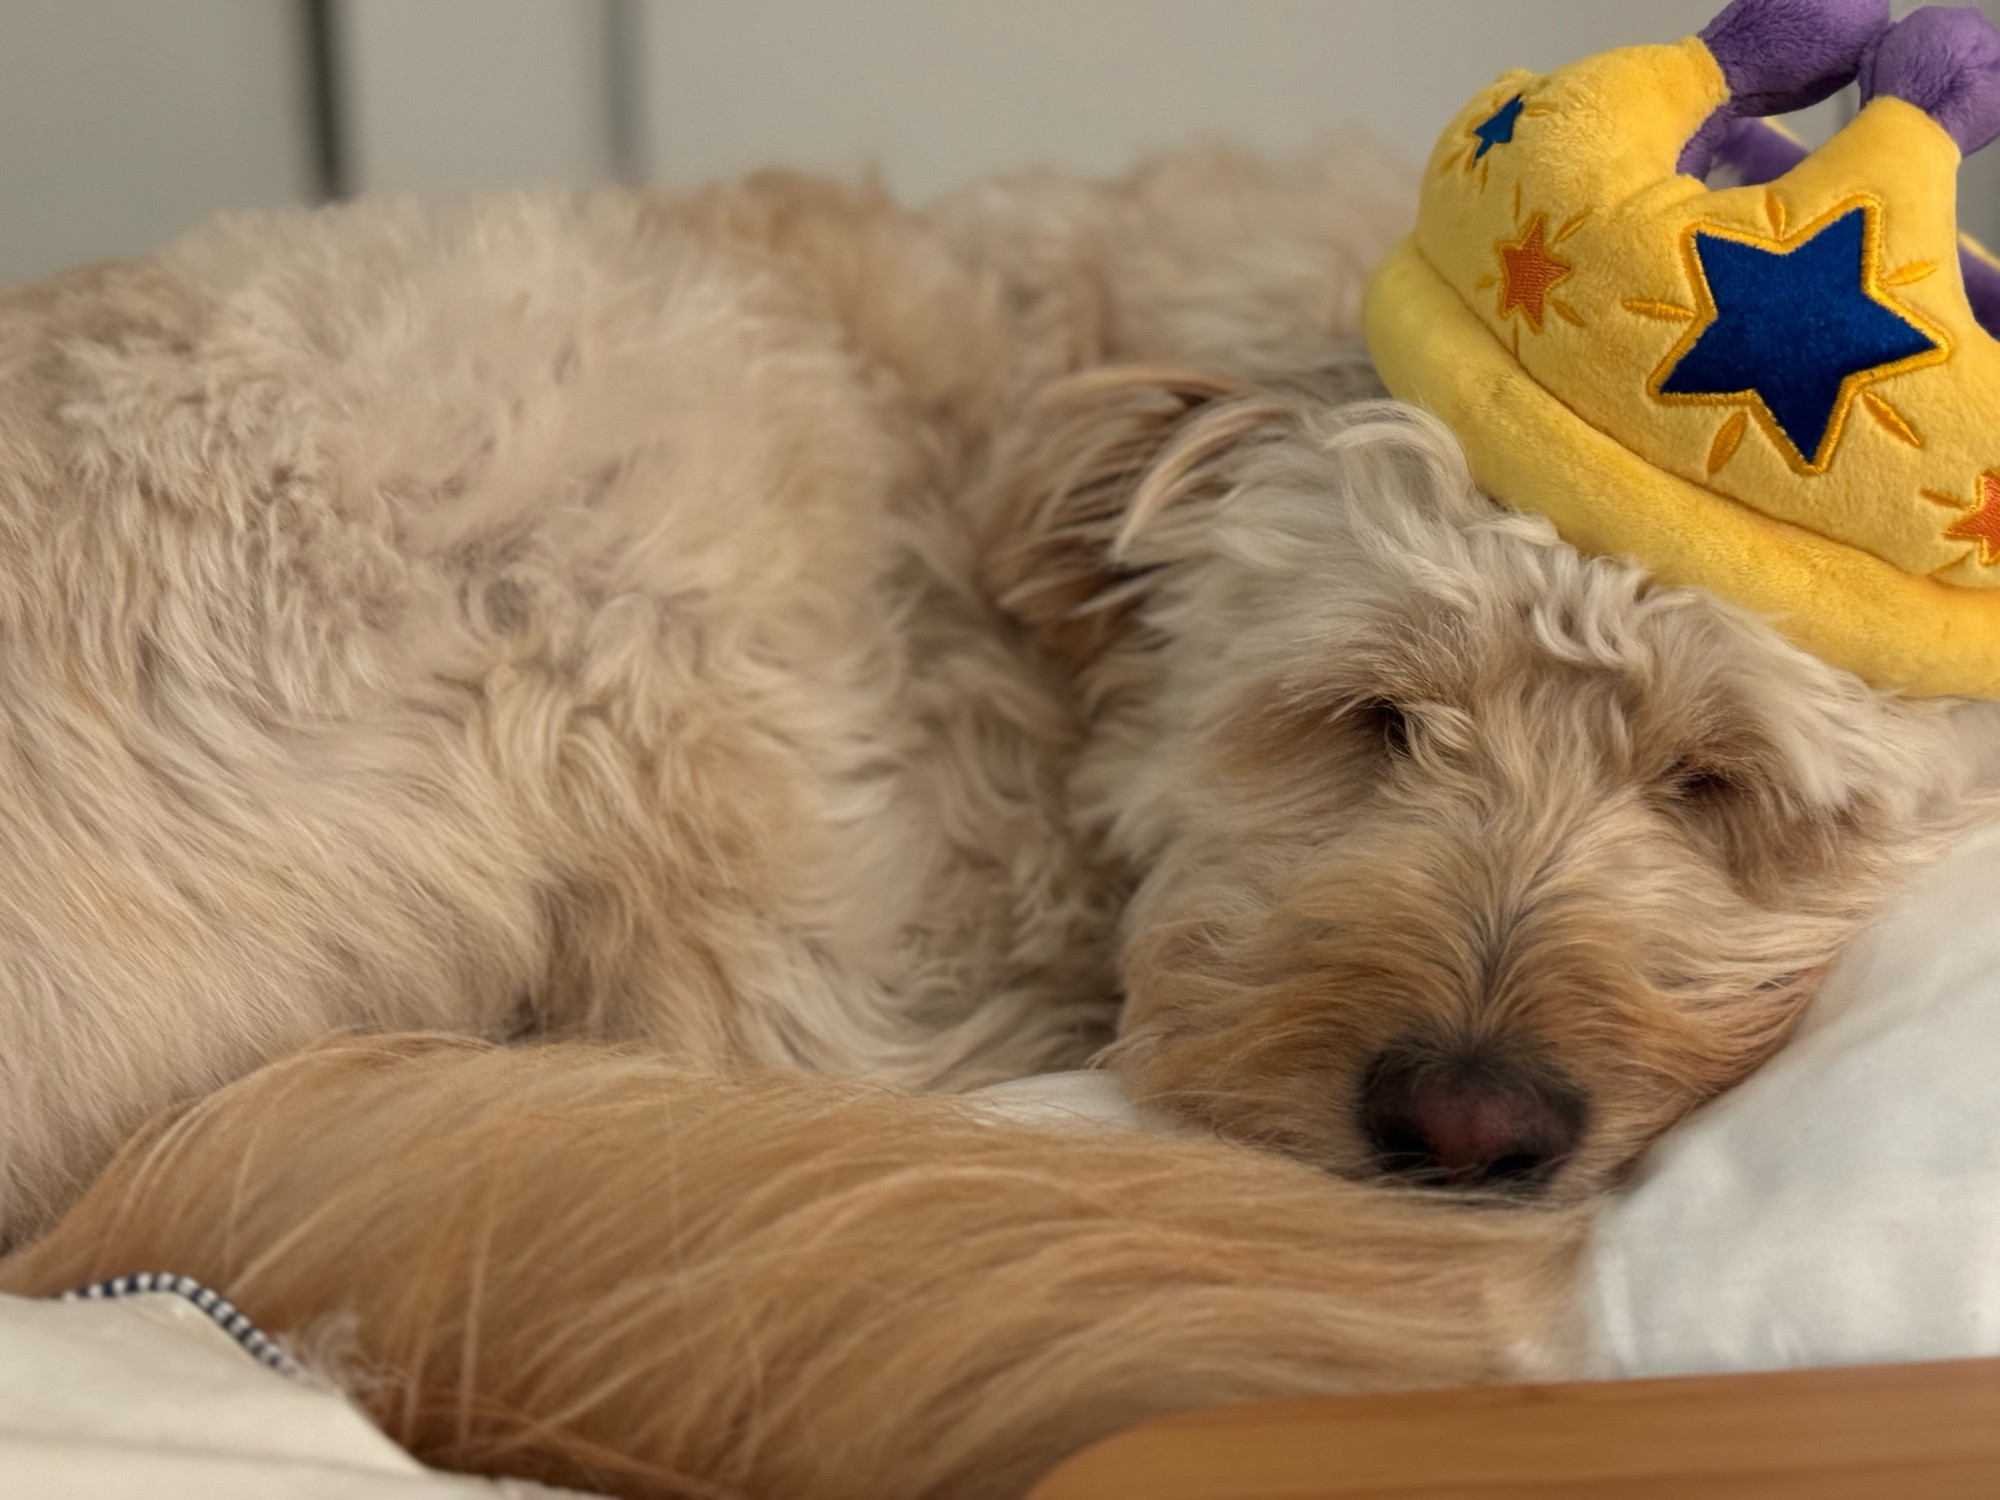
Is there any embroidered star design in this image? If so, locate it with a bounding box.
[1471,94,1526,162]
[1650,200,1946,474]
[1496,213,1573,332]
[1940,471,2000,567]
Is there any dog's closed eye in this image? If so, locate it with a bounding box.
[1352,697,1413,759]
[1662,760,1741,803]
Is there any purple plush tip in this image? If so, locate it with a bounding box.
[1679,0,1892,177]
[1701,0,1892,115]
[1858,6,2000,154]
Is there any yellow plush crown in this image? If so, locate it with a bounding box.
[1363,29,2000,697]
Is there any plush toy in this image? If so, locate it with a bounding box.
[1363,0,2000,697]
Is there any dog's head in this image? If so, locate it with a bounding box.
[988,357,1998,1200]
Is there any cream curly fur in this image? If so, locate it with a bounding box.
[0,142,1992,1248]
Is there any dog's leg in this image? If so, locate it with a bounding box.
[0,1034,1583,1500]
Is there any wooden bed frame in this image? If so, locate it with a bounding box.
[1030,1358,2000,1498]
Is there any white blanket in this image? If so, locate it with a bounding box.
[0,1284,586,1499]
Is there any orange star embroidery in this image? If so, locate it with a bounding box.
[1941,470,2000,567]
[1496,213,1575,332]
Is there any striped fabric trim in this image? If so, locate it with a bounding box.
[60,1271,303,1379]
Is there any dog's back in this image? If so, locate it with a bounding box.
[0,143,1422,1237]
[0,186,1072,1234]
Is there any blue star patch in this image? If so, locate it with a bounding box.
[1653,203,1944,472]
[1471,95,1526,161]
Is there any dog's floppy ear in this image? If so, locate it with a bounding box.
[986,365,1293,672]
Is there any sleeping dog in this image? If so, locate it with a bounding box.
[7,0,2000,1492]
[0,125,1993,1238]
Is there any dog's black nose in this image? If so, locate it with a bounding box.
[1360,1052,1585,1192]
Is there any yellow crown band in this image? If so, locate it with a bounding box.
[1365,237,2000,698]
[1364,29,2000,698]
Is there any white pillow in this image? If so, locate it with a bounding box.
[1582,817,2000,1376]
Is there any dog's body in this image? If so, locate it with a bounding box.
[0,144,1994,1244]
[0,149,1411,1232]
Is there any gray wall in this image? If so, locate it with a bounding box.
[0,0,311,284]
[0,0,1994,286]
[634,0,1718,196]
[341,0,618,196]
